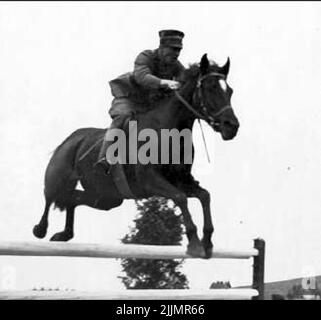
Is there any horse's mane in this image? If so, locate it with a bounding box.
[182,60,220,83]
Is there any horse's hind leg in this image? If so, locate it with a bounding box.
[32,177,77,240]
[50,206,75,241]
[197,188,214,259]
[33,201,51,238]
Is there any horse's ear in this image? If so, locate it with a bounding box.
[219,57,230,77]
[200,54,209,75]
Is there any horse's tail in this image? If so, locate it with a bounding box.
[51,129,85,159]
[44,129,90,211]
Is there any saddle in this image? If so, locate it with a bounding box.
[78,121,136,200]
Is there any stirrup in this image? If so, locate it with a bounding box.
[94,158,110,174]
[94,158,106,167]
[93,158,109,168]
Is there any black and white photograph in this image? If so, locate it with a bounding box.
[0,1,320,304]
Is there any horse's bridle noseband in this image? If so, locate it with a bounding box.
[195,72,232,124]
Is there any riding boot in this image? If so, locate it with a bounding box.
[94,138,111,174]
[94,115,130,174]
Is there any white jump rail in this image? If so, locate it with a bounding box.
[0,289,258,300]
[0,241,258,260]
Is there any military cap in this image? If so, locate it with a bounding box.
[159,29,185,49]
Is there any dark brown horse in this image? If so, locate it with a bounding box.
[33,54,239,258]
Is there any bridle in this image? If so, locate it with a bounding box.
[175,72,232,126]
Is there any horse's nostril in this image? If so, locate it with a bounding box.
[223,121,232,128]
[213,121,220,130]
[223,120,239,130]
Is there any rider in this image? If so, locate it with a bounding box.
[95,29,186,172]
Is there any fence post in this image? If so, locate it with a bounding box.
[252,238,265,300]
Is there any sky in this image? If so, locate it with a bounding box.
[0,1,321,292]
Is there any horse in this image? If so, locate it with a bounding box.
[33,54,239,258]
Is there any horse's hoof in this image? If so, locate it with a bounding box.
[204,246,213,259]
[33,224,47,239]
[186,244,206,258]
[50,231,73,242]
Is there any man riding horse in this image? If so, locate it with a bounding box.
[95,29,186,172]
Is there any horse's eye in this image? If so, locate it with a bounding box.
[206,80,216,87]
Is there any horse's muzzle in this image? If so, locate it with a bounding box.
[220,119,239,140]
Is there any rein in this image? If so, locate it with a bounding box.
[175,72,232,123]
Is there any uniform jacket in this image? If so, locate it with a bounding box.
[109,49,185,111]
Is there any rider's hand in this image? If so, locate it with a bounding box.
[160,79,181,90]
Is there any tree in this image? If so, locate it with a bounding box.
[119,196,189,289]
[271,294,285,300]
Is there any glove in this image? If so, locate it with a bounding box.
[160,79,181,90]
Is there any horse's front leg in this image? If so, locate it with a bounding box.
[183,183,214,259]
[50,206,75,241]
[139,169,205,258]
